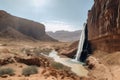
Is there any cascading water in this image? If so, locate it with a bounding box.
[40,24,89,76]
[75,24,87,61]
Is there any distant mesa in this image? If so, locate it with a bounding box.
[0,10,57,41]
[47,30,81,42]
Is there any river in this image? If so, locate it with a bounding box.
[48,50,88,77]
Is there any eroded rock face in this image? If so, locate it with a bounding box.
[47,30,81,42]
[41,67,89,80]
[87,0,120,52]
[58,41,79,58]
[0,57,14,65]
[15,56,50,67]
[87,56,113,80]
[0,10,57,41]
[0,55,50,67]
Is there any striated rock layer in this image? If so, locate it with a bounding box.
[0,10,57,41]
[87,0,120,52]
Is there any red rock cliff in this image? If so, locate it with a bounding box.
[0,10,57,41]
[87,0,120,52]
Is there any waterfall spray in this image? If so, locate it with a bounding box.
[75,24,86,61]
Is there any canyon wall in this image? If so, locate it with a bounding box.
[47,30,81,42]
[87,0,120,52]
[0,10,57,41]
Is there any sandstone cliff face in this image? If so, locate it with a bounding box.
[87,0,120,52]
[58,41,78,58]
[0,10,57,41]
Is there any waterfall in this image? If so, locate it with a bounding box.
[75,24,86,61]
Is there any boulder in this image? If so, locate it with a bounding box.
[59,41,79,58]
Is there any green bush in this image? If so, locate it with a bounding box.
[22,66,38,76]
[0,68,15,76]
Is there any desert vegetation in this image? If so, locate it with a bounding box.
[0,68,15,77]
[22,66,38,76]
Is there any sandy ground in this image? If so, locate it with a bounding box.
[87,51,120,80]
[0,40,88,80]
[0,63,76,80]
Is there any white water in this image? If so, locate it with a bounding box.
[40,25,88,76]
[48,50,88,77]
[75,25,86,61]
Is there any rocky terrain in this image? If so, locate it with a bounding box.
[47,30,81,42]
[57,0,120,80]
[0,10,57,41]
[86,0,120,80]
[0,0,120,80]
[57,41,79,58]
[0,40,91,80]
[87,0,120,52]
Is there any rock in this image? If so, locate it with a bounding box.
[60,48,77,58]
[1,74,9,78]
[59,41,78,58]
[47,30,81,42]
[14,56,50,67]
[0,57,14,65]
[87,1,120,79]
[87,0,120,52]
[0,10,57,41]
[80,77,92,80]
[86,56,100,70]
[87,56,113,80]
[42,67,81,80]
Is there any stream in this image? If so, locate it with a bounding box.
[47,50,88,77]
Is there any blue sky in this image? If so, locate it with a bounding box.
[0,0,93,32]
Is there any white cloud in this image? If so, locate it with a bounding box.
[42,21,78,32]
